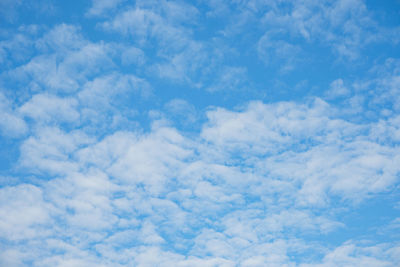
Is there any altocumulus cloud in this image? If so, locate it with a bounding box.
[0,0,400,266]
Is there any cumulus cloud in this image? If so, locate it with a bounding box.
[19,93,80,124]
[2,95,398,265]
[1,1,400,266]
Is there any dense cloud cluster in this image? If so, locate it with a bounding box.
[0,0,400,266]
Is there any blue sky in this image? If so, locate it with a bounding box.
[1,0,400,266]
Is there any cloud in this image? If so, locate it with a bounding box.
[0,26,38,67]
[99,2,232,88]
[2,96,400,265]
[86,0,125,17]
[19,126,94,175]
[207,66,248,92]
[120,46,146,66]
[164,98,197,126]
[0,184,51,241]
[6,25,114,94]
[79,72,151,109]
[1,1,400,266]
[19,93,79,124]
[325,78,350,99]
[258,0,388,59]
[101,7,189,47]
[323,58,400,118]
[200,98,400,206]
[36,24,85,52]
[257,32,301,71]
[0,92,27,137]
[106,126,193,195]
[300,242,400,267]
[8,44,113,93]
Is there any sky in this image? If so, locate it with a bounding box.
[0,0,400,266]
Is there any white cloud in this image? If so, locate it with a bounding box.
[0,91,27,137]
[205,0,400,62]
[258,0,382,59]
[0,27,37,66]
[1,2,400,266]
[153,40,220,85]
[79,72,151,108]
[323,58,400,118]
[36,24,85,52]
[19,127,94,175]
[86,0,125,17]
[2,88,398,265]
[326,78,350,99]
[7,25,115,93]
[100,3,224,87]
[200,99,400,205]
[0,184,52,241]
[19,93,79,124]
[45,169,118,232]
[300,242,399,267]
[120,46,146,66]
[164,98,197,125]
[101,7,188,47]
[105,126,193,195]
[0,97,398,265]
[257,32,301,71]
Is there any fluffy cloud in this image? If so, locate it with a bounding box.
[1,1,400,266]
[2,96,398,265]
[19,93,79,124]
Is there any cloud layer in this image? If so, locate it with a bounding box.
[0,0,399,266]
